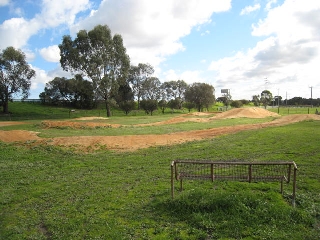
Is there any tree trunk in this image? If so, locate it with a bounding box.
[3,100,9,113]
[2,93,9,113]
[106,101,112,117]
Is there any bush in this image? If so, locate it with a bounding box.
[231,100,243,108]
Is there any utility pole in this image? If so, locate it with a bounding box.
[277,88,280,113]
[309,86,313,107]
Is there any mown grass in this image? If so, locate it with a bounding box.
[1,103,320,239]
[0,102,276,138]
[269,106,319,115]
[10,117,271,138]
[0,102,186,121]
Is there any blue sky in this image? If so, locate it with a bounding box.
[1,0,319,100]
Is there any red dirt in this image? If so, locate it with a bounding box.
[1,108,320,152]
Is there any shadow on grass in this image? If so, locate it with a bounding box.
[145,188,316,239]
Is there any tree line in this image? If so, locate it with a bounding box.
[39,72,215,115]
[0,24,215,115]
[1,24,318,114]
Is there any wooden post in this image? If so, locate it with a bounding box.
[211,163,214,182]
[171,162,174,199]
[248,164,252,183]
[292,165,297,207]
[287,164,292,183]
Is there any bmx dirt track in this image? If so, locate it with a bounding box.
[1,108,320,152]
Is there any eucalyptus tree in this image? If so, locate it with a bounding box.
[40,75,94,108]
[252,95,260,106]
[184,82,215,112]
[59,24,130,116]
[141,76,162,101]
[260,90,273,109]
[161,80,188,109]
[129,63,154,109]
[115,82,135,115]
[40,77,71,105]
[0,46,36,113]
[138,77,161,115]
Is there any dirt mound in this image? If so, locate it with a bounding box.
[0,121,25,127]
[1,112,320,152]
[41,120,121,129]
[76,117,109,121]
[0,130,40,142]
[212,107,280,119]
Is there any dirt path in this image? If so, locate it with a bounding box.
[1,108,320,152]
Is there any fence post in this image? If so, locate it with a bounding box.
[171,162,174,199]
[248,164,252,183]
[292,164,297,207]
[211,163,214,182]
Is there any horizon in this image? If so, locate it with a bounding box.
[1,0,319,100]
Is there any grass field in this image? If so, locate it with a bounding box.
[1,102,320,239]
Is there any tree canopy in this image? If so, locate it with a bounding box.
[59,24,130,116]
[260,90,273,109]
[0,46,36,113]
[129,63,154,109]
[40,75,94,109]
[184,82,215,112]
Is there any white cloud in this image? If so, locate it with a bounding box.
[240,4,261,15]
[30,65,73,91]
[39,0,91,27]
[71,0,231,67]
[163,69,206,84]
[0,0,9,7]
[39,45,60,62]
[209,0,320,99]
[0,0,91,50]
[0,17,40,49]
[265,0,277,11]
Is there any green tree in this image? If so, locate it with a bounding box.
[167,98,181,111]
[222,92,232,109]
[115,82,135,115]
[140,99,158,115]
[59,24,130,117]
[141,77,161,101]
[40,77,70,106]
[158,99,167,114]
[260,90,273,109]
[183,102,195,112]
[252,95,260,106]
[0,46,36,113]
[161,80,188,109]
[129,63,154,109]
[230,100,243,108]
[39,75,94,108]
[69,75,94,109]
[184,83,215,112]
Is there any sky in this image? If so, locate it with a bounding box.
[0,0,319,100]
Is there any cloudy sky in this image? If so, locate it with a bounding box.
[0,0,319,100]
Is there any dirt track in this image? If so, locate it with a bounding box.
[1,108,320,152]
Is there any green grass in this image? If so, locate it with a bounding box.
[0,102,187,121]
[1,104,320,239]
[269,106,319,115]
[1,117,271,138]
